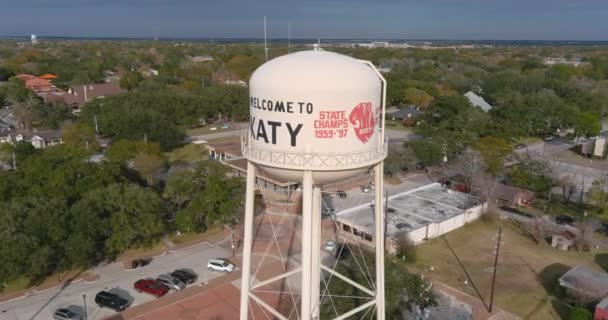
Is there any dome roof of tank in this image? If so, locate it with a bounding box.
[249,50,380,91]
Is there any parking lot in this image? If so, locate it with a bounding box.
[0,242,232,320]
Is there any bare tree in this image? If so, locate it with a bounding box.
[559,173,575,203]
[450,148,485,192]
[473,170,500,213]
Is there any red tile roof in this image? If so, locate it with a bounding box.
[39,73,58,80]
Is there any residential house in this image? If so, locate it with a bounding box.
[551,230,576,251]
[15,74,35,82]
[464,91,493,112]
[63,83,125,111]
[389,105,424,125]
[493,183,535,207]
[25,77,52,92]
[0,129,64,149]
[189,55,214,62]
[39,74,58,80]
[559,266,608,304]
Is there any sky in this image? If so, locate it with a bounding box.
[0,0,607,40]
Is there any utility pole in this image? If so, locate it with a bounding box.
[264,16,269,62]
[94,115,99,135]
[489,227,502,313]
[83,294,88,320]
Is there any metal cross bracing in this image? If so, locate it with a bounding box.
[241,134,388,170]
[239,163,385,320]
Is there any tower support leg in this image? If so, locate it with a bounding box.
[301,171,314,320]
[311,186,322,319]
[239,162,257,320]
[374,163,386,320]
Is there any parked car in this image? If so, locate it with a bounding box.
[322,206,336,217]
[53,308,81,320]
[134,279,170,297]
[555,215,575,225]
[361,185,371,193]
[544,135,556,141]
[334,243,351,259]
[207,258,235,273]
[171,269,198,284]
[323,240,338,252]
[131,258,152,269]
[515,144,526,149]
[157,274,186,291]
[94,291,130,312]
[337,190,347,199]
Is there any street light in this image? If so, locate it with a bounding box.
[83,294,88,320]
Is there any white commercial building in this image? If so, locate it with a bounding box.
[335,183,485,253]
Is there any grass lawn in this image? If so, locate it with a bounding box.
[164,143,208,164]
[385,176,402,185]
[414,218,608,320]
[169,227,224,247]
[1,275,29,295]
[117,241,168,263]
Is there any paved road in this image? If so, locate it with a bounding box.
[517,138,608,197]
[0,242,231,320]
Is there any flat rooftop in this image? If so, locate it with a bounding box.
[336,183,481,237]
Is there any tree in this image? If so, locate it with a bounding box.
[408,140,443,166]
[101,184,165,256]
[62,123,98,152]
[119,71,143,91]
[587,175,608,216]
[568,306,593,320]
[319,251,436,319]
[106,140,162,163]
[13,96,42,130]
[131,152,165,185]
[395,234,416,263]
[450,148,485,192]
[574,111,602,139]
[168,161,245,232]
[384,146,417,176]
[473,137,512,176]
[402,87,433,109]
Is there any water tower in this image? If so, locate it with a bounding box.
[240,48,387,320]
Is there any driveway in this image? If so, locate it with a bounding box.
[0,242,231,320]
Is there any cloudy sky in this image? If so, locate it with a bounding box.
[1,0,607,40]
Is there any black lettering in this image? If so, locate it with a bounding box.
[287,102,293,113]
[250,116,256,139]
[267,121,282,144]
[267,100,273,111]
[306,103,313,114]
[262,99,267,110]
[275,101,285,113]
[256,119,268,143]
[286,123,303,147]
[298,102,305,113]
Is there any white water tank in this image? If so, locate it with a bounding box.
[243,50,387,184]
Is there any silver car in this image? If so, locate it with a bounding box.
[53,308,81,320]
[157,274,186,291]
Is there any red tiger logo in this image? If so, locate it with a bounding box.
[349,102,376,143]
